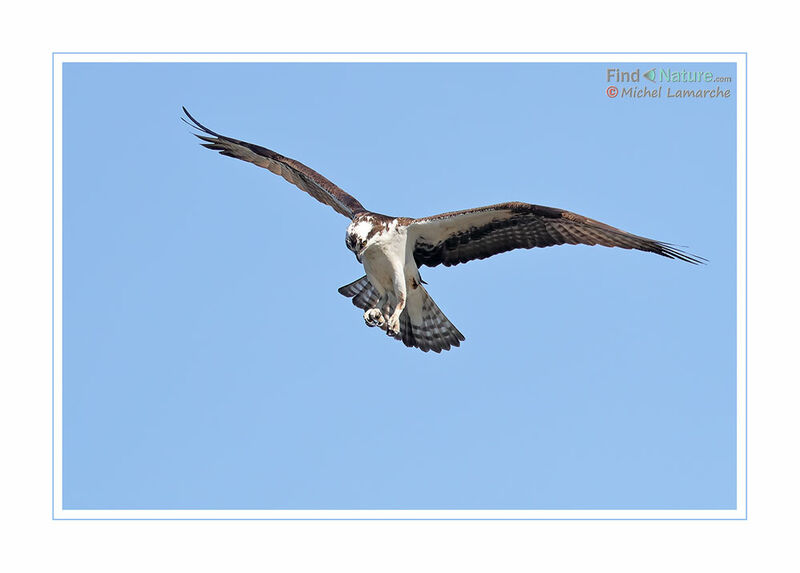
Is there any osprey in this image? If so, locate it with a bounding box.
[183,108,703,353]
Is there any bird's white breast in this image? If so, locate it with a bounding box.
[360,219,410,295]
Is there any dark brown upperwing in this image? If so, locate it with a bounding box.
[182,108,367,220]
[408,202,705,268]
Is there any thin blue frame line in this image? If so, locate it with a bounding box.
[53,55,744,521]
[51,52,56,521]
[744,52,748,520]
[50,513,747,520]
[52,51,747,55]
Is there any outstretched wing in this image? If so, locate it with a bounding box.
[408,202,705,268]
[182,107,367,220]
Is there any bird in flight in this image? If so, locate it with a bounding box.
[182,108,703,353]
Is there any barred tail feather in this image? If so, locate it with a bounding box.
[338,275,381,311]
[398,285,465,353]
[338,276,465,353]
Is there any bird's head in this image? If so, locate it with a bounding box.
[345,233,366,262]
[345,218,373,263]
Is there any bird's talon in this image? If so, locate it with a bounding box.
[364,308,385,327]
[386,317,400,336]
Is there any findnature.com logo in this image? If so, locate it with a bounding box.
[605,67,732,100]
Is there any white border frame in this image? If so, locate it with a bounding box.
[53,52,746,520]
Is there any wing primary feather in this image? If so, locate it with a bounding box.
[182,107,367,219]
[182,106,225,138]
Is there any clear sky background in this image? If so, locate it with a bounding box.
[61,61,736,510]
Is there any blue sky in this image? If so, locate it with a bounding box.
[61,61,736,510]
